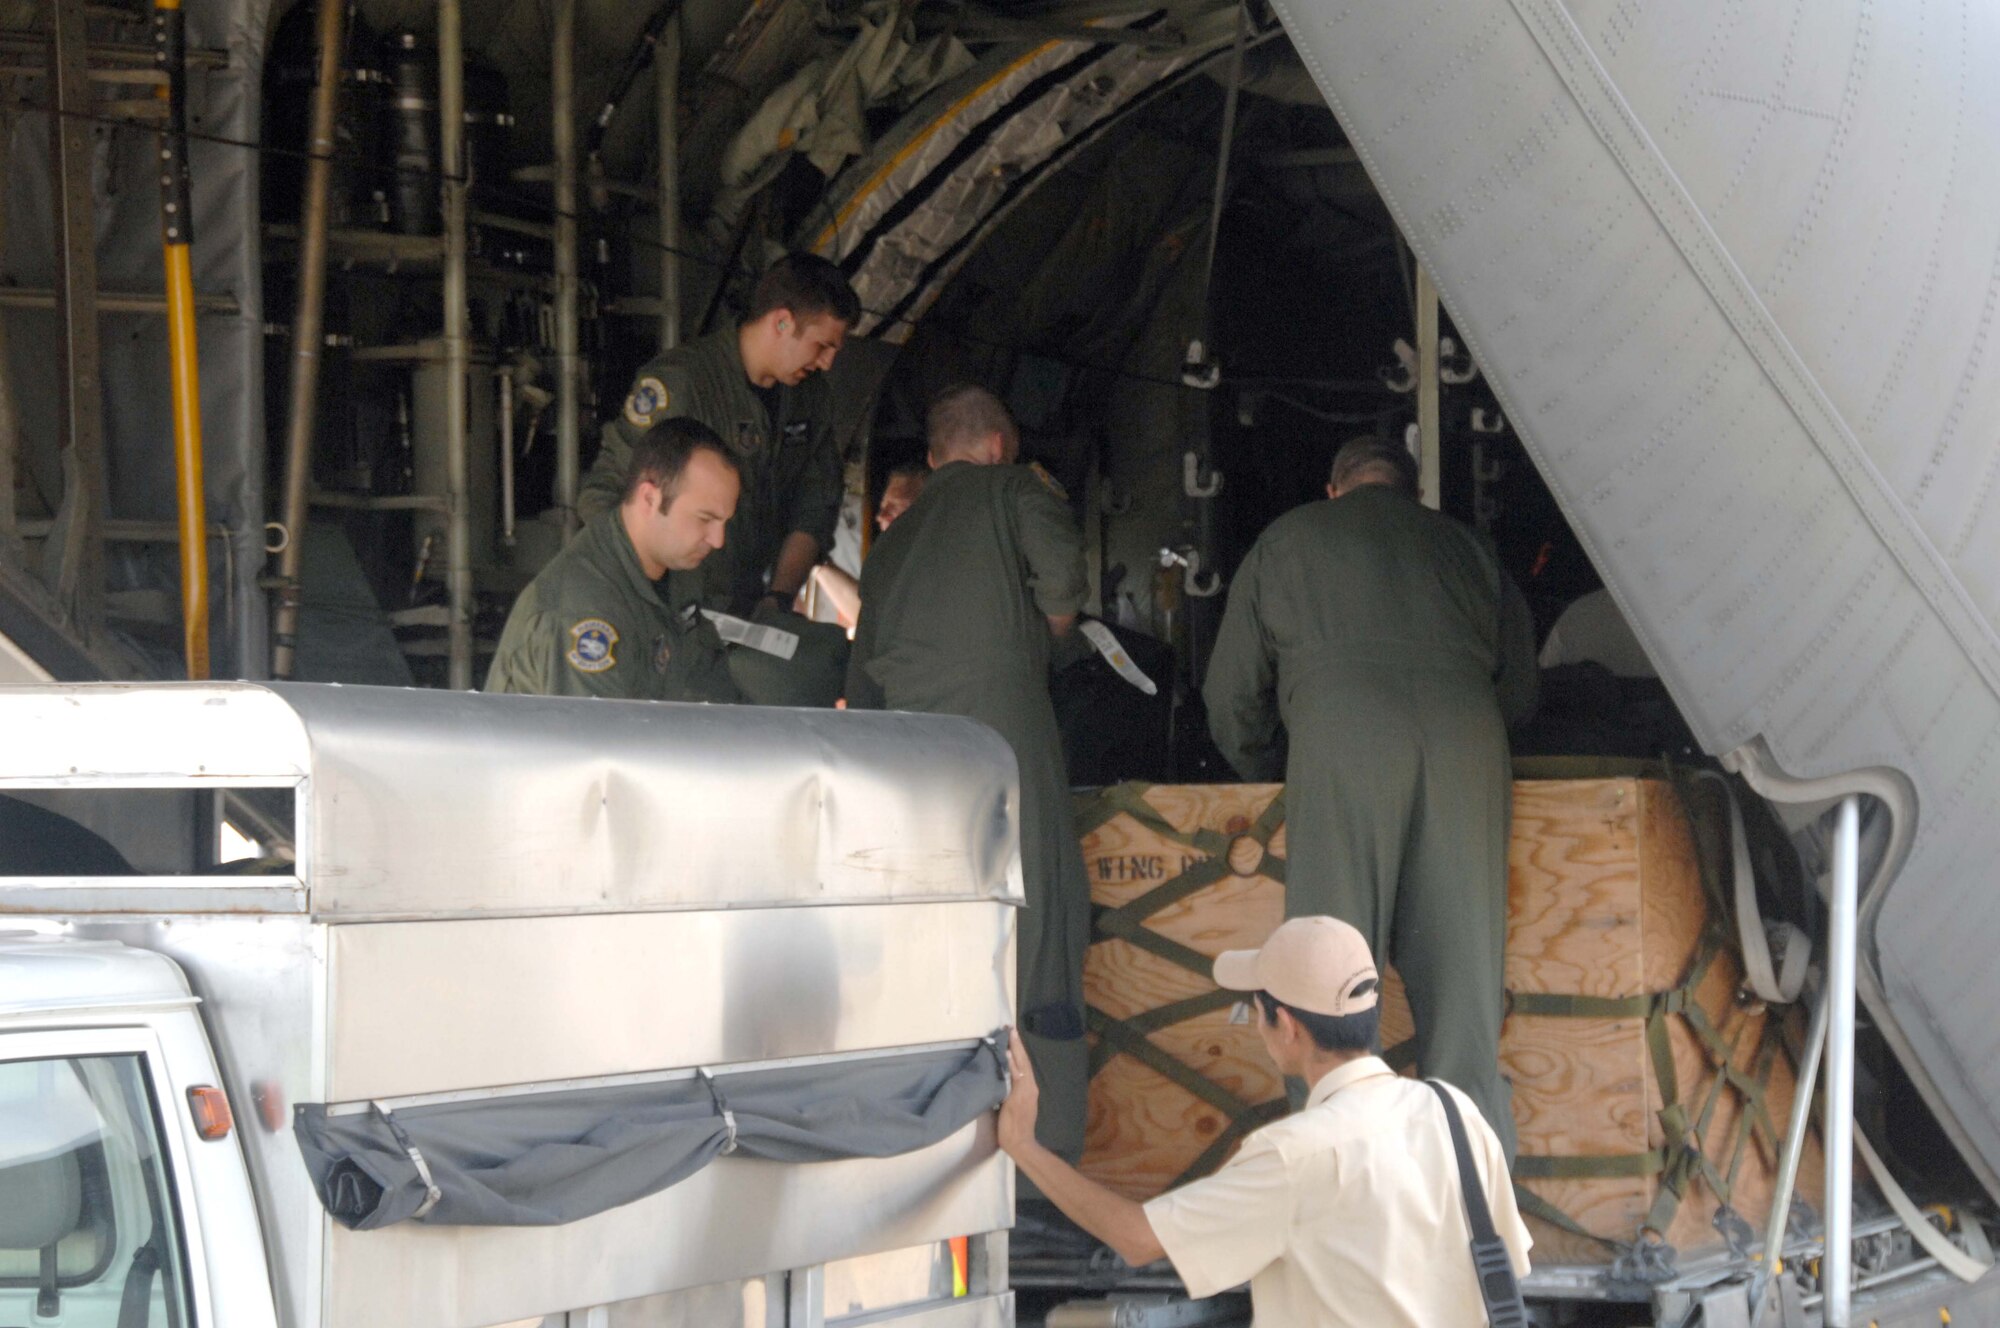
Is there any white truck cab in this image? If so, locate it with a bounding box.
[0,936,276,1328]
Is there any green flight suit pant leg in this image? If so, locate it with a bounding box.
[1282,668,1516,1161]
[969,690,1091,1162]
[1393,680,1516,1162]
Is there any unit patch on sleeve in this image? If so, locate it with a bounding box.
[566,618,620,673]
[1028,461,1069,499]
[623,376,671,429]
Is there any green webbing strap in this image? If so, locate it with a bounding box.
[1094,908,1224,979]
[1169,1098,1290,1189]
[1511,1182,1625,1252]
[1098,855,1235,933]
[1117,987,1242,1035]
[1646,1014,1747,1234]
[1086,989,1241,1077]
[1074,781,1234,858]
[1724,1033,1783,1191]
[1086,1006,1266,1126]
[1665,759,1737,923]
[1514,1151,1667,1180]
[1242,790,1290,884]
[1680,999,1783,1152]
[1087,787,1291,984]
[1076,782,1288,885]
[1646,1003,1682,1128]
[1509,990,1650,1018]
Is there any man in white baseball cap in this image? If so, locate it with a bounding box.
[996,915,1531,1326]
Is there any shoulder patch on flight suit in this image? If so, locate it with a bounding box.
[567,618,620,673]
[624,376,671,429]
[1028,462,1068,499]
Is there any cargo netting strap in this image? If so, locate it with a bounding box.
[1493,765,1795,1266]
[1080,783,1290,1189]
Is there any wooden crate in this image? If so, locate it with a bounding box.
[1076,783,1289,1199]
[1074,777,1824,1266]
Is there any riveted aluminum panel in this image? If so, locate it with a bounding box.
[274,683,1021,917]
[323,903,1014,1100]
[0,683,1023,918]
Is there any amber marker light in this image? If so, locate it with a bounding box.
[187,1085,234,1140]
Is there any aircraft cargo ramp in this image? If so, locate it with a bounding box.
[1265,0,2000,1206]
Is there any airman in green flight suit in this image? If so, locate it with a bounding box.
[1203,437,1538,1159]
[487,418,741,704]
[847,384,1094,1160]
[579,253,859,706]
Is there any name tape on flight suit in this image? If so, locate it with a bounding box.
[702,610,801,660]
[1080,620,1157,695]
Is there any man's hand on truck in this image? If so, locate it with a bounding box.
[997,1028,1167,1269]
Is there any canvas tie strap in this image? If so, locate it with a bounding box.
[371,1100,443,1219]
[695,1067,739,1154]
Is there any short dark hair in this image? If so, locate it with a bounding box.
[926,384,1016,460]
[885,461,929,484]
[1255,989,1380,1054]
[621,417,737,504]
[1329,436,1419,497]
[745,252,861,326]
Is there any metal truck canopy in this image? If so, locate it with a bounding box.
[1265,0,2000,1200]
[0,681,1022,915]
[0,682,1018,1326]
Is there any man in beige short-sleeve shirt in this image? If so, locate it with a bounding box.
[997,916,1531,1326]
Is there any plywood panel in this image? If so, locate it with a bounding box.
[1078,784,1288,1198]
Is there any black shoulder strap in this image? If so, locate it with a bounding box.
[1426,1080,1529,1328]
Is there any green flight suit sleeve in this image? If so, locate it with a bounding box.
[1202,542,1286,782]
[1014,473,1088,618]
[1495,567,1539,728]
[484,606,552,694]
[578,359,693,523]
[577,421,630,524]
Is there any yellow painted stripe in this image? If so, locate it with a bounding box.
[815,40,1061,254]
[163,240,210,679]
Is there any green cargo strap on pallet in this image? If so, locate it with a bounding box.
[1488,765,1798,1259]
[1078,784,1290,1189]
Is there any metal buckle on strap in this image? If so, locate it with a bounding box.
[370,1100,443,1220]
[696,1067,738,1154]
[980,1029,1012,1094]
[1609,1230,1678,1286]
